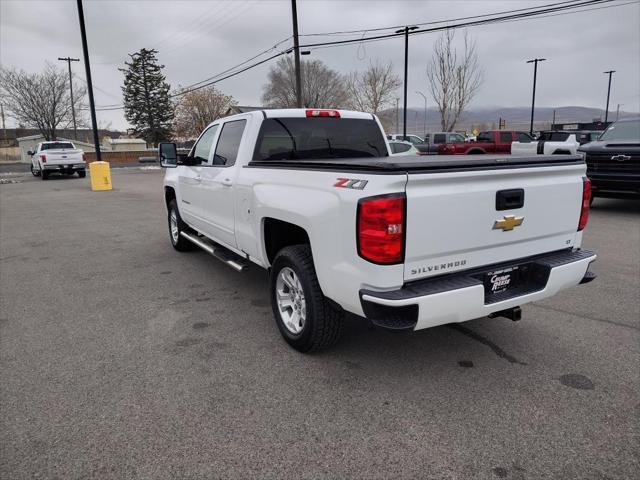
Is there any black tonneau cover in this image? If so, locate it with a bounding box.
[247,154,584,174]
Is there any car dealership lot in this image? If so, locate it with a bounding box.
[1,168,638,480]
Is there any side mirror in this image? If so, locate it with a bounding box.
[158,142,177,168]
[27,150,34,156]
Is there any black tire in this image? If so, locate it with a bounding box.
[270,245,343,353]
[30,164,40,177]
[167,199,194,251]
[41,170,49,180]
[78,170,86,178]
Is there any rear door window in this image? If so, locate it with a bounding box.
[433,134,446,144]
[499,132,513,143]
[213,120,247,166]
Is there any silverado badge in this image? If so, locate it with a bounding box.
[493,215,524,231]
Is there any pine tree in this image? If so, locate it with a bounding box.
[120,48,173,146]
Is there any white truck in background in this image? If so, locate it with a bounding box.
[28,141,86,180]
[159,108,597,353]
[511,131,596,156]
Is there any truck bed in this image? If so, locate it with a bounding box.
[247,154,584,173]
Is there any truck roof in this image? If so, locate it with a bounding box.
[219,108,376,123]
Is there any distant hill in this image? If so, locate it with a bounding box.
[382,105,638,134]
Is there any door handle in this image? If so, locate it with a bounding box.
[222,178,233,187]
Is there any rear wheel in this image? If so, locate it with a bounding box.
[41,170,49,180]
[78,170,86,178]
[270,245,343,352]
[167,199,194,251]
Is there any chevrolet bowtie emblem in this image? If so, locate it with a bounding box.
[493,215,524,231]
[611,154,630,162]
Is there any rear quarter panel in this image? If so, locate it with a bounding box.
[236,165,408,316]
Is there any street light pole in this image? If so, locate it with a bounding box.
[526,58,546,136]
[603,70,615,123]
[395,26,417,139]
[290,0,303,108]
[415,91,427,138]
[616,103,622,121]
[58,57,80,140]
[395,98,400,132]
[76,0,101,161]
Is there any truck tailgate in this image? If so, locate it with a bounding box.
[404,163,586,282]
[42,149,84,165]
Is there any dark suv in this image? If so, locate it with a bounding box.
[579,118,640,201]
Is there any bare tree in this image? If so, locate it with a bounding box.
[0,63,86,140]
[174,86,236,139]
[262,56,348,108]
[427,30,483,132]
[345,60,401,114]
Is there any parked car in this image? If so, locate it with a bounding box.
[388,140,420,156]
[417,132,467,155]
[578,118,640,201]
[439,130,533,155]
[511,130,595,156]
[159,108,596,353]
[386,133,424,145]
[28,141,86,180]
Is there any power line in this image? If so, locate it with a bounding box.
[298,0,617,49]
[300,0,590,37]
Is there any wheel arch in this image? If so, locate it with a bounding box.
[164,186,176,208]
[263,217,311,267]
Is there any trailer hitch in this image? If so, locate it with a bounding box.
[489,306,522,322]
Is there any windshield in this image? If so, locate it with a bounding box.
[41,142,74,150]
[253,118,388,161]
[599,120,640,141]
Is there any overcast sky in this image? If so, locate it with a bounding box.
[1,0,639,130]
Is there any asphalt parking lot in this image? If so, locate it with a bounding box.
[1,167,638,480]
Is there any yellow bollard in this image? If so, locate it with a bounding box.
[89,161,112,191]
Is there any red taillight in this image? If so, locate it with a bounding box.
[578,177,591,231]
[306,109,340,118]
[357,194,405,264]
[82,153,87,162]
[39,154,46,163]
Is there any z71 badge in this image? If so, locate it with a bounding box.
[334,178,368,190]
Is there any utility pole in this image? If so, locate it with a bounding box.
[395,98,400,132]
[395,26,417,139]
[416,90,427,138]
[526,58,546,136]
[76,0,101,161]
[0,104,7,146]
[58,57,80,140]
[603,70,615,123]
[552,109,556,128]
[290,0,303,108]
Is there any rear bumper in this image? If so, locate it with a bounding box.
[42,163,85,171]
[360,249,596,331]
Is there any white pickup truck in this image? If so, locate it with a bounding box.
[511,130,595,156]
[159,108,596,352]
[28,141,86,180]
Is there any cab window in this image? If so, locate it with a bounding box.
[191,125,219,164]
[499,132,513,143]
[213,120,247,166]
